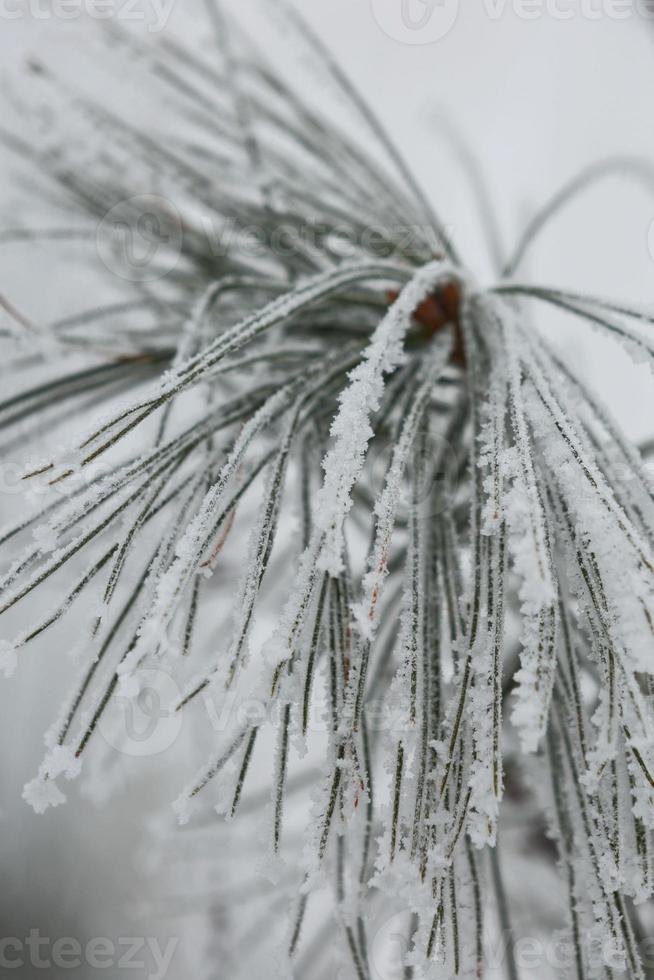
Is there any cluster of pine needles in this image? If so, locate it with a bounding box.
[2,5,654,978]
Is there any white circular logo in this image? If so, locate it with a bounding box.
[647,217,654,266]
[96,194,183,282]
[363,424,460,524]
[98,668,182,758]
[371,0,460,44]
[370,910,414,980]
